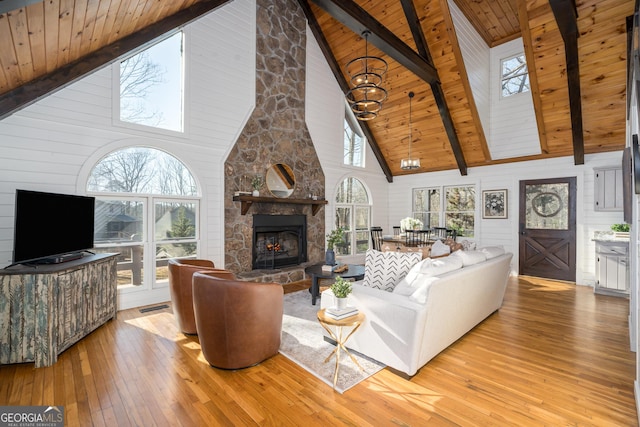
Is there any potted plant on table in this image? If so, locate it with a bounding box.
[251,175,263,197]
[611,223,630,238]
[330,276,352,310]
[400,217,423,232]
[325,227,345,266]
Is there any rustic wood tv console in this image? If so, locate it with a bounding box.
[0,253,118,367]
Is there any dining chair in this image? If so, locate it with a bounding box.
[370,226,383,251]
[405,229,430,247]
[431,227,449,241]
[393,226,401,237]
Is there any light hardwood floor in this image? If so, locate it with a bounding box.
[0,276,637,426]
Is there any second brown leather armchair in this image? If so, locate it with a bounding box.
[192,270,283,370]
[168,258,220,335]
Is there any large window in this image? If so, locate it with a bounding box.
[335,177,371,255]
[501,53,530,98]
[119,32,184,132]
[88,147,198,289]
[413,185,475,237]
[344,105,365,167]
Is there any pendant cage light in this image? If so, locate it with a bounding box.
[400,91,421,170]
[345,30,388,121]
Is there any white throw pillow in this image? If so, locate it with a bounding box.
[363,249,422,292]
[480,245,505,259]
[451,249,487,266]
[393,258,431,295]
[430,240,451,257]
[419,256,463,277]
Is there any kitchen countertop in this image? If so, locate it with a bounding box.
[592,231,629,242]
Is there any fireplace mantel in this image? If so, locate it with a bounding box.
[233,195,328,216]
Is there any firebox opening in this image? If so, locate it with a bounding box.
[252,214,307,270]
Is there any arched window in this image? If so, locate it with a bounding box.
[87,147,199,290]
[335,177,371,256]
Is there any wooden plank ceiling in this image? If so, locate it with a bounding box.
[0,0,634,181]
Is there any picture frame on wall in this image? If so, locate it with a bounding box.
[482,189,508,219]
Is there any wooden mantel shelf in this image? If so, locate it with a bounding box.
[233,195,328,216]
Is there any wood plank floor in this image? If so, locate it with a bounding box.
[0,276,636,426]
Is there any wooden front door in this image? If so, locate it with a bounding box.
[519,177,577,282]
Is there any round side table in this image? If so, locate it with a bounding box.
[316,309,365,388]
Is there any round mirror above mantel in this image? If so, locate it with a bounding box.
[266,163,295,198]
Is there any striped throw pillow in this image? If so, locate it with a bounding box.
[363,249,422,292]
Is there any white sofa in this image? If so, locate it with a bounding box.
[320,250,513,376]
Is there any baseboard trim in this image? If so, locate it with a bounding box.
[635,380,640,426]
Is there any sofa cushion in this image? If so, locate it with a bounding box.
[450,249,487,266]
[393,268,439,303]
[480,245,505,259]
[363,249,422,292]
[409,276,439,303]
[419,256,463,277]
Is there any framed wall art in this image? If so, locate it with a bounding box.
[482,189,508,219]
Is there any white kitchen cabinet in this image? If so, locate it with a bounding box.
[595,240,629,296]
[594,167,623,211]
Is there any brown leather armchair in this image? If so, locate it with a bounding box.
[192,270,283,369]
[168,258,220,335]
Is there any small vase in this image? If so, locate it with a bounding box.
[252,190,259,197]
[335,297,348,310]
[325,249,336,266]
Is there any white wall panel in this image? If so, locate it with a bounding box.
[449,0,490,137]
[489,39,541,159]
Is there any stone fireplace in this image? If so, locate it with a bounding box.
[223,0,325,281]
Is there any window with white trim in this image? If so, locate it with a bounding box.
[335,177,371,255]
[501,53,530,98]
[344,104,365,167]
[413,185,475,237]
[88,147,199,290]
[118,32,184,132]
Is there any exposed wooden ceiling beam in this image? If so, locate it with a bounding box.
[518,0,549,155]
[297,0,393,182]
[549,0,584,165]
[401,0,467,176]
[0,0,42,15]
[0,0,233,121]
[309,0,440,85]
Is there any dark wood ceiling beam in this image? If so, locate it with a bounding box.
[297,0,393,182]
[309,0,439,85]
[0,0,42,15]
[400,0,467,176]
[518,0,549,155]
[549,0,584,165]
[0,0,232,121]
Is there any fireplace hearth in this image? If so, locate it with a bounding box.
[252,214,307,270]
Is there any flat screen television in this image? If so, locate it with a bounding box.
[12,189,95,265]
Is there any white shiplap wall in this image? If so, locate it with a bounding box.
[449,2,540,160]
[387,152,624,285]
[488,39,541,159]
[448,0,490,139]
